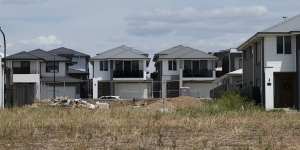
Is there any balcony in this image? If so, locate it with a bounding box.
[13,74,40,83]
[183,69,214,78]
[113,70,144,80]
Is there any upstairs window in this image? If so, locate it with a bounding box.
[46,62,59,73]
[277,36,291,54]
[168,60,177,71]
[100,61,108,71]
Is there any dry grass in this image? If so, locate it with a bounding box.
[0,95,300,149]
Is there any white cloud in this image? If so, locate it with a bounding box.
[20,35,63,46]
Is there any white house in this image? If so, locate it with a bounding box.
[153,45,217,98]
[238,14,300,110]
[91,45,151,99]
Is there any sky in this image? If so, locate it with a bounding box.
[0,0,300,56]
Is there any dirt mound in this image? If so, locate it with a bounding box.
[147,96,204,111]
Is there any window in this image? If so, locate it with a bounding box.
[46,62,59,73]
[200,60,208,70]
[284,36,291,54]
[115,60,123,71]
[13,61,30,74]
[100,61,108,71]
[184,60,191,70]
[132,61,139,71]
[277,36,291,54]
[168,60,177,71]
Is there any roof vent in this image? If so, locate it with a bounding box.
[282,16,288,22]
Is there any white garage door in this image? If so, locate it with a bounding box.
[41,85,77,100]
[183,82,217,98]
[115,83,148,99]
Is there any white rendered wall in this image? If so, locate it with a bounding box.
[264,35,296,110]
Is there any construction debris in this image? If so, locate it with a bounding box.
[49,97,109,110]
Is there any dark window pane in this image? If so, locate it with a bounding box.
[168,60,172,70]
[46,62,59,73]
[124,61,131,71]
[285,36,291,54]
[173,60,177,71]
[192,60,200,72]
[104,61,108,71]
[277,36,283,54]
[200,60,208,70]
[100,61,103,71]
[132,61,139,71]
[115,61,123,71]
[184,60,191,70]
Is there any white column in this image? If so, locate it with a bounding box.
[143,60,147,80]
[93,79,98,99]
[179,69,183,88]
[265,68,275,110]
[162,79,167,98]
[36,80,41,101]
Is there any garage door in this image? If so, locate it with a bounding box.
[13,83,35,106]
[115,83,148,99]
[183,82,216,98]
[41,85,78,100]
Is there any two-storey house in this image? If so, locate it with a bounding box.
[6,49,83,105]
[239,14,300,110]
[153,45,217,98]
[91,45,151,99]
[49,47,90,98]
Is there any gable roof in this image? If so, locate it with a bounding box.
[155,45,216,60]
[6,51,43,60]
[49,47,90,57]
[29,49,69,61]
[91,45,149,60]
[239,14,300,50]
[262,14,300,33]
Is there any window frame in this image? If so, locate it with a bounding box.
[100,61,108,71]
[46,61,59,73]
[277,36,292,54]
[168,60,177,71]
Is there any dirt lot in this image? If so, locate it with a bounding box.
[0,96,300,149]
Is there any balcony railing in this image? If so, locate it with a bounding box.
[183,69,213,78]
[113,70,143,78]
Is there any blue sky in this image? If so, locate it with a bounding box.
[0,0,300,56]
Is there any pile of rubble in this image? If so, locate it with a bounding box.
[49,97,110,110]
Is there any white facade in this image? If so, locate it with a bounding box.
[263,35,297,110]
[160,59,216,98]
[92,59,148,99]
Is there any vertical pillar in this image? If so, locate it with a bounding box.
[162,79,167,98]
[296,35,300,109]
[93,79,98,99]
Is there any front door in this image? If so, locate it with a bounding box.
[274,73,296,108]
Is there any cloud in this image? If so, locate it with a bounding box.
[0,0,46,5]
[20,35,63,46]
[126,6,269,37]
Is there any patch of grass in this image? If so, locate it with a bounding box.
[176,91,262,116]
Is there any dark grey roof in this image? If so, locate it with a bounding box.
[91,45,149,60]
[6,51,43,60]
[29,49,70,61]
[68,68,89,74]
[49,47,90,57]
[262,14,300,33]
[41,76,83,83]
[155,45,216,60]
